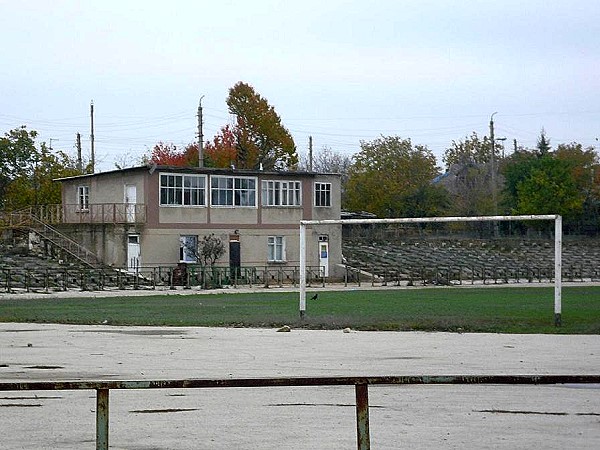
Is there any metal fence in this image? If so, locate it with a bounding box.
[1,375,598,450]
[0,265,326,293]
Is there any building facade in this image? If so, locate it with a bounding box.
[57,165,343,278]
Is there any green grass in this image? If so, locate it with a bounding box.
[1,286,599,334]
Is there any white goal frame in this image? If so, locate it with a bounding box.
[299,214,562,326]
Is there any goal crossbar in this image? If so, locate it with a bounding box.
[299,214,562,326]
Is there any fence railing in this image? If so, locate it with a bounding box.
[342,263,600,287]
[0,265,327,293]
[1,375,598,450]
[2,261,600,294]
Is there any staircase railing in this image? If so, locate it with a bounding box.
[1,207,102,268]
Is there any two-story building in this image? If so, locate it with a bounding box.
[57,165,342,278]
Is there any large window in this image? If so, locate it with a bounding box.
[211,176,256,207]
[77,185,89,211]
[179,235,198,263]
[314,182,331,207]
[267,236,285,262]
[160,174,206,206]
[261,180,301,206]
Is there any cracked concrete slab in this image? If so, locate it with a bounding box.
[0,322,599,449]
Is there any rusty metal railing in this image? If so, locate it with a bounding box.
[1,374,599,450]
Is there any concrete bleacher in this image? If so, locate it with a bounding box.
[341,237,600,285]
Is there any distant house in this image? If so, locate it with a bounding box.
[56,165,342,277]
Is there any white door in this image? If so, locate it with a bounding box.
[127,234,140,273]
[125,184,137,222]
[319,241,329,277]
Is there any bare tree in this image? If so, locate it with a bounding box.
[198,233,225,268]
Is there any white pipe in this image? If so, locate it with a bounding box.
[554,215,562,325]
[299,222,306,318]
[301,214,558,227]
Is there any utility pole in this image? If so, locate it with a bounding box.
[308,136,313,172]
[490,112,499,237]
[90,100,95,173]
[489,112,497,212]
[49,138,59,150]
[76,133,83,173]
[197,96,204,168]
[513,138,518,153]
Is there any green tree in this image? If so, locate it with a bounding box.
[502,143,599,232]
[442,132,499,168]
[441,132,504,216]
[515,155,583,217]
[226,82,297,170]
[0,126,38,206]
[0,127,80,209]
[536,128,551,155]
[345,136,444,217]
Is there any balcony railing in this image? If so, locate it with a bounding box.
[17,204,146,225]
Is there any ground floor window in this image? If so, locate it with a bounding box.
[267,236,285,262]
[179,235,198,262]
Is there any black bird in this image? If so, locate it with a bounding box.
[310,293,319,300]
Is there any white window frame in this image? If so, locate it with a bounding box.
[160,173,207,207]
[314,182,332,207]
[211,175,257,207]
[261,180,302,206]
[267,236,286,262]
[179,235,198,263]
[77,185,89,211]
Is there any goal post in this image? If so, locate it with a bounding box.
[299,214,562,326]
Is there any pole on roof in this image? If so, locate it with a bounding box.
[198,96,204,168]
[90,101,95,174]
[309,136,313,172]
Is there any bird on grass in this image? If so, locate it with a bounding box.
[310,293,319,300]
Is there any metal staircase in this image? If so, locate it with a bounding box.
[1,208,102,268]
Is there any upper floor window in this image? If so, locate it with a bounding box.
[77,185,89,211]
[211,176,256,207]
[160,174,206,206]
[314,182,331,207]
[261,180,301,206]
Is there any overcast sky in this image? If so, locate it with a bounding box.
[2,0,599,172]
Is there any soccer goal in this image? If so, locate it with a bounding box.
[299,214,563,326]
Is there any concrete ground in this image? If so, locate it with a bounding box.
[1,318,599,450]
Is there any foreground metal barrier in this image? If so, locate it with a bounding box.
[1,374,599,450]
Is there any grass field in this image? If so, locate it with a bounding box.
[1,286,599,334]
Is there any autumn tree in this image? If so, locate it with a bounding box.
[225,82,297,170]
[146,142,197,167]
[345,136,446,217]
[146,82,297,171]
[203,124,238,168]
